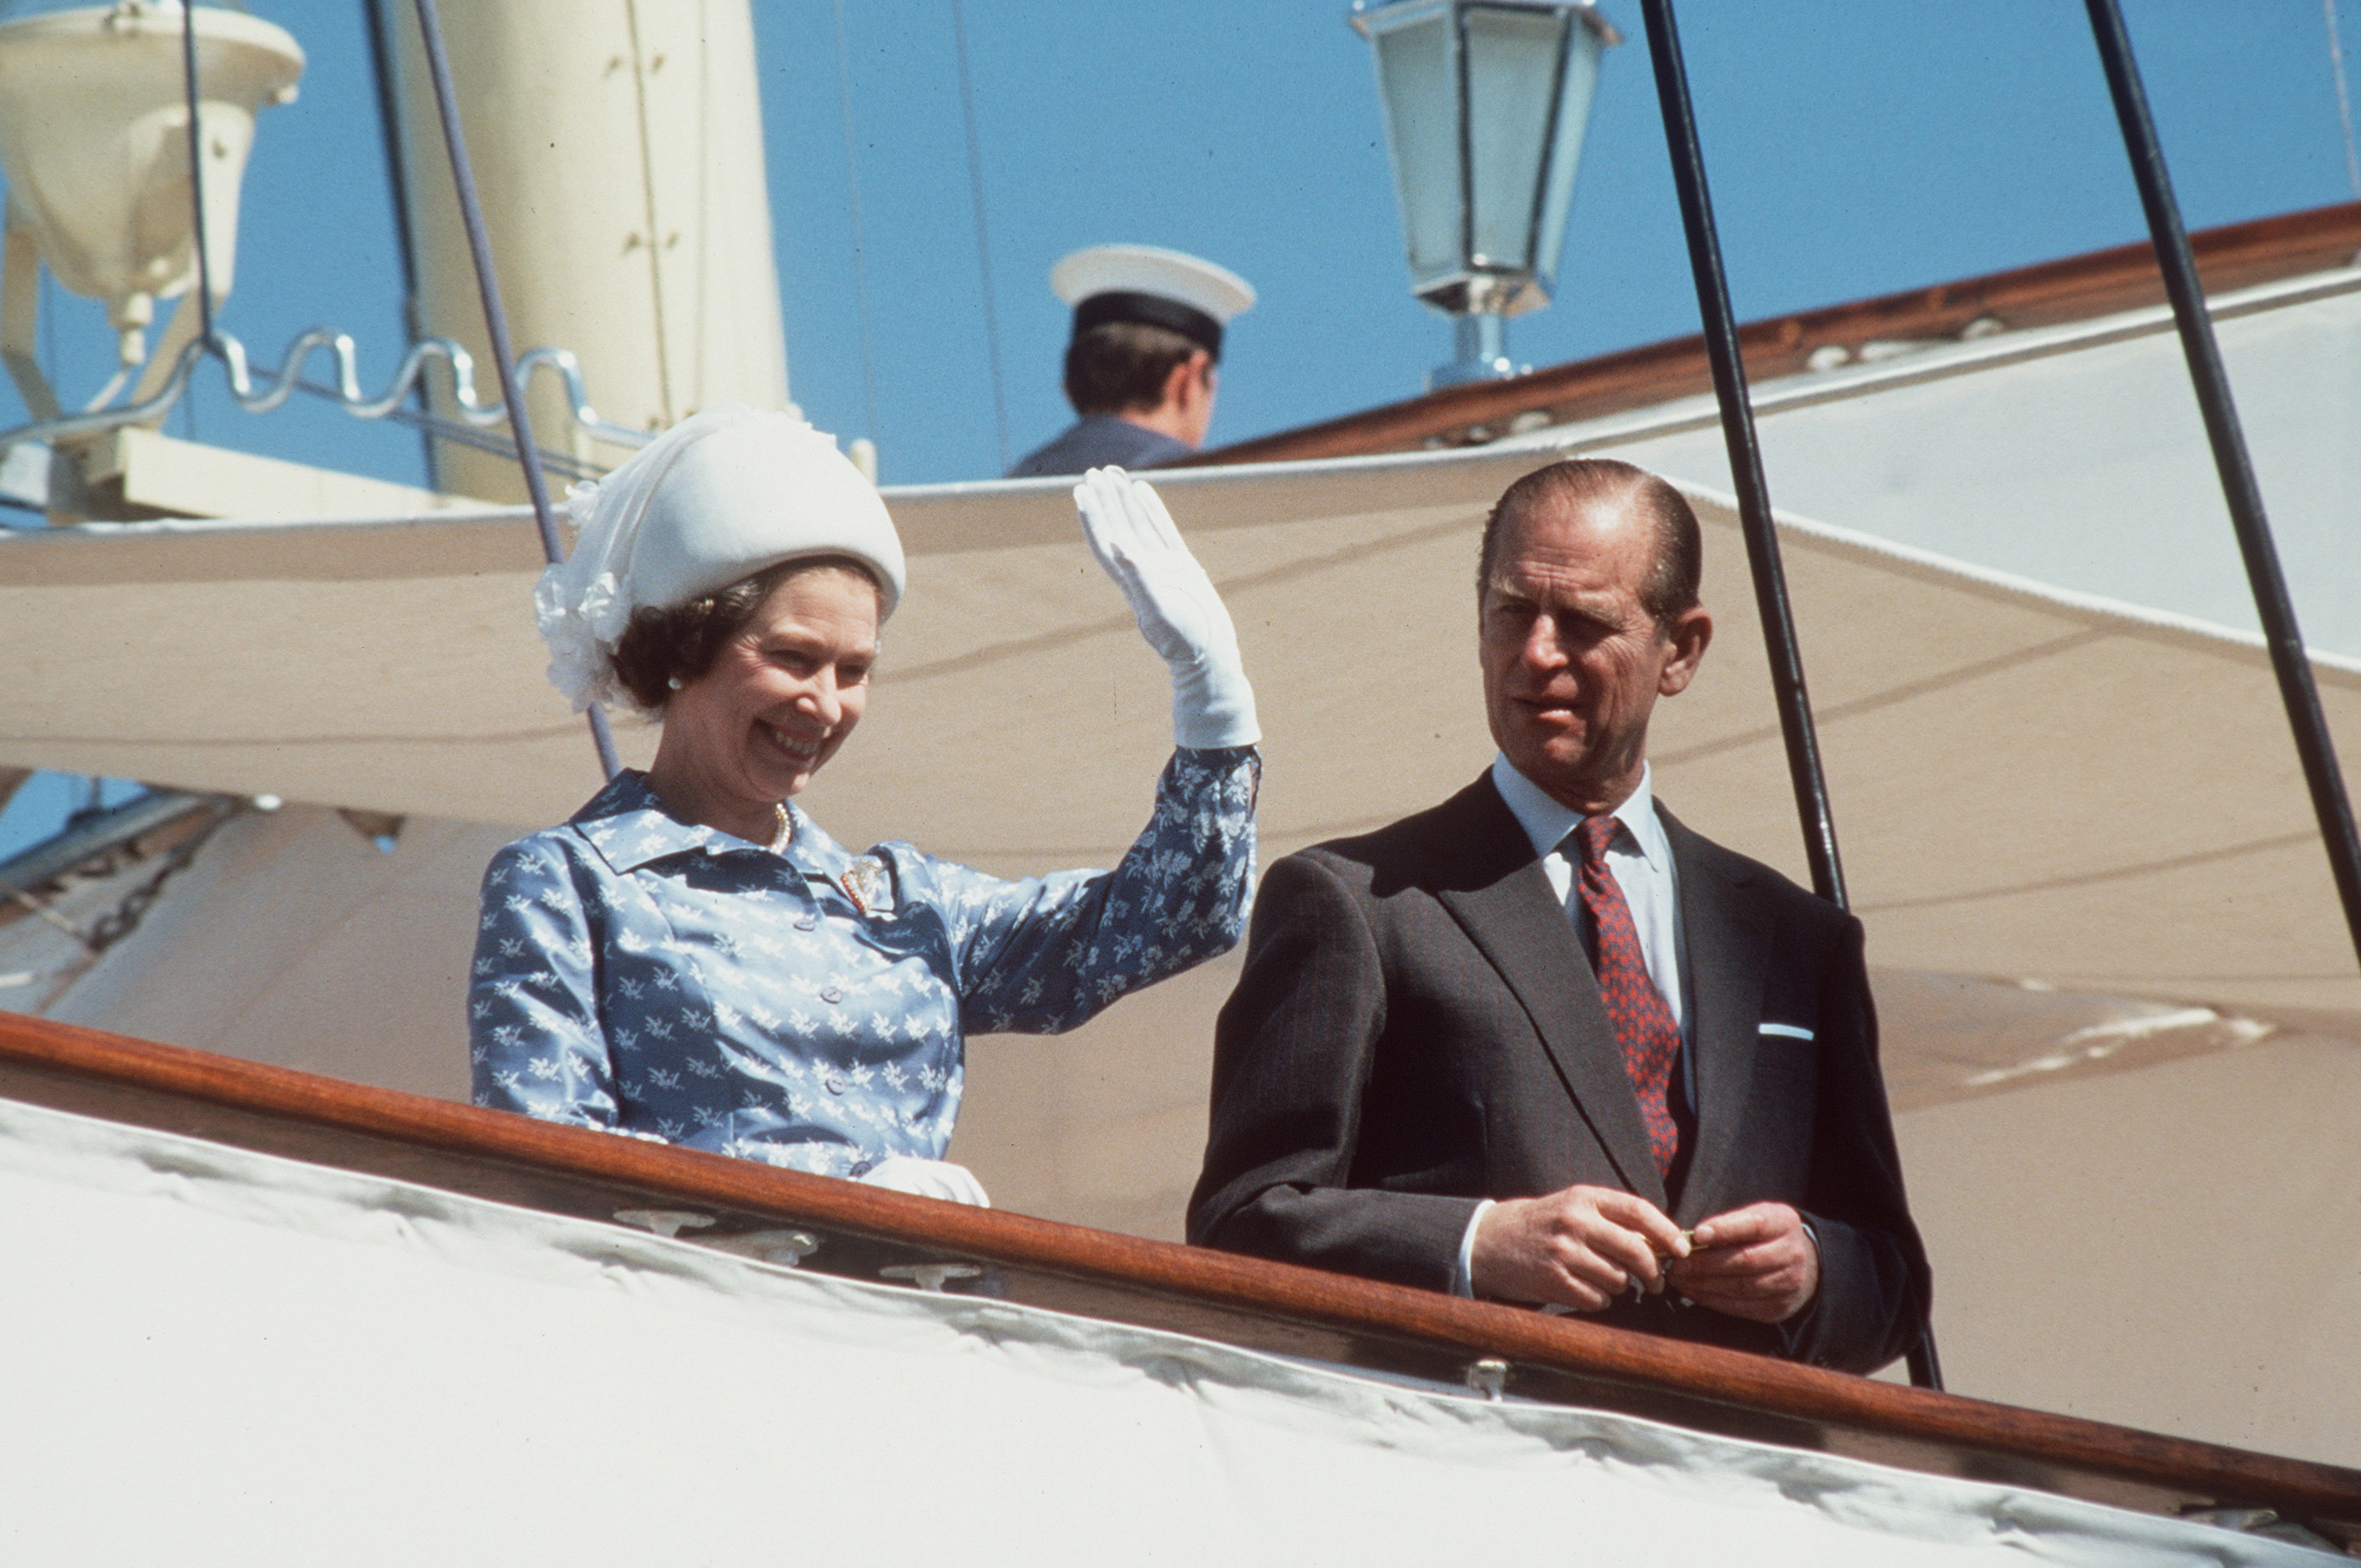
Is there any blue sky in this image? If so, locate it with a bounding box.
[3,1,2358,859]
[3,0,2356,492]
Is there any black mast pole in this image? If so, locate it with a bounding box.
[2082,0,2361,969]
[1636,0,1941,1391]
[1635,0,1845,913]
[409,0,622,780]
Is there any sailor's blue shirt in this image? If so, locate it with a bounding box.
[469,748,1257,1177]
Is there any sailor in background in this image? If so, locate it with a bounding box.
[1006,245,1254,479]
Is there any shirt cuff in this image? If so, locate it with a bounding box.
[1451,1199,1495,1297]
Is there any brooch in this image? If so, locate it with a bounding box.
[840,856,893,917]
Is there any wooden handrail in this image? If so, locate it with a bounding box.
[1,1007,2355,1542]
[1183,201,2361,466]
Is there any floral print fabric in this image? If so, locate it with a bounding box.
[470,748,1257,1178]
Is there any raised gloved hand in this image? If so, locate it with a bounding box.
[858,1154,991,1207]
[1073,466,1259,751]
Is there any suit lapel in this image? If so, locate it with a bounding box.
[1662,807,1770,1220]
[1426,776,1666,1207]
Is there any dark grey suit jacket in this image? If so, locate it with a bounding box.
[1188,771,1930,1372]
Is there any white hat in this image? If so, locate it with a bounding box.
[535,405,906,714]
[1051,244,1254,358]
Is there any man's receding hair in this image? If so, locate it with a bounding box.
[1476,458,1702,627]
[1063,321,1208,416]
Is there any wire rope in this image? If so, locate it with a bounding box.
[179,1,216,349]
[2328,0,2361,199]
[831,0,883,448]
[949,0,1011,472]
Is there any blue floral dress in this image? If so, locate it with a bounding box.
[469,747,1258,1177]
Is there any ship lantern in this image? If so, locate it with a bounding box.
[0,0,303,387]
[1350,0,1619,389]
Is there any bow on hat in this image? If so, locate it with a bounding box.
[535,405,907,715]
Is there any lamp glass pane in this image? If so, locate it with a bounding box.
[1463,5,1565,273]
[1530,21,1605,290]
[1368,11,1463,286]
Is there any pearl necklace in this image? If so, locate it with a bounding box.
[768,803,792,853]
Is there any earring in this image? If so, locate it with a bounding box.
[667,675,684,690]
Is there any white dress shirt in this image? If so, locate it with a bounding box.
[1488,755,1688,1041]
[1454,756,1692,1295]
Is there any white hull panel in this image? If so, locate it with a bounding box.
[0,1095,2319,1565]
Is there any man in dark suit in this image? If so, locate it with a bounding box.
[1188,458,1928,1373]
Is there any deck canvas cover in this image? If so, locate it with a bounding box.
[0,1093,2326,1566]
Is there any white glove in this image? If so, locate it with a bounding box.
[1073,466,1260,750]
[858,1155,991,1207]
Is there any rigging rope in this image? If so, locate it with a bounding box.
[2328,0,2361,200]
[949,0,1011,472]
[180,1,216,350]
[832,0,884,451]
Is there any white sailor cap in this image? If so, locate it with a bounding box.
[1051,244,1255,359]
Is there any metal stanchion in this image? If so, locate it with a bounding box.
[1637,0,1940,1390]
[2083,0,2361,969]
[1636,0,1843,911]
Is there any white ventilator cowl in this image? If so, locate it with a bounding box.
[536,405,906,714]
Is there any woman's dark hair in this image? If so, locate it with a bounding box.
[609,554,883,711]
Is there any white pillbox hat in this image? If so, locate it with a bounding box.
[535,405,905,713]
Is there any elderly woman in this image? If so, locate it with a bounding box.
[469,406,1258,1203]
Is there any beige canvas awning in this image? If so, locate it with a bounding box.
[4,444,2355,1029]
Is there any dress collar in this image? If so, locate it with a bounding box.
[568,770,858,878]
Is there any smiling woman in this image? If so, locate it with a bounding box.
[622,559,883,838]
[467,407,1260,1203]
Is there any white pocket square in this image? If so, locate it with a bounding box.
[1758,1022,1815,1041]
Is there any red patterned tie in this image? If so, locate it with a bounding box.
[1573,816,1680,1175]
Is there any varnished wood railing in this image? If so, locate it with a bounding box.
[1,1009,2354,1545]
[1183,201,2361,466]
